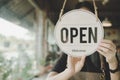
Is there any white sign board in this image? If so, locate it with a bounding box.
[54,9,104,57]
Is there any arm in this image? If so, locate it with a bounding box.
[108,57,120,80]
[46,56,86,80]
[97,39,120,80]
[46,69,73,80]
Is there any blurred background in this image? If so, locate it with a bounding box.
[0,0,120,80]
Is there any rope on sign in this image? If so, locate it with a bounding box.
[59,0,98,21]
[92,0,98,21]
[59,0,67,21]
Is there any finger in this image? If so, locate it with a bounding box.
[73,57,82,62]
[98,45,112,53]
[81,55,86,59]
[67,56,73,64]
[67,56,75,69]
[75,56,86,72]
[80,56,86,63]
[101,39,116,48]
[97,48,106,56]
[98,42,116,53]
[76,56,86,66]
[67,56,71,68]
[98,43,115,52]
[99,43,116,50]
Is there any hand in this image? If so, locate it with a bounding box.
[97,39,118,69]
[66,55,86,76]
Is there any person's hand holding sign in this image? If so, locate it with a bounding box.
[97,39,118,71]
[66,56,86,76]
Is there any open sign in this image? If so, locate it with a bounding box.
[54,9,104,57]
[61,27,97,43]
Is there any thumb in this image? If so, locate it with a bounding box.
[78,56,86,66]
[75,56,86,73]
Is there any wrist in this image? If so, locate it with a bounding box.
[65,68,75,77]
[107,56,118,70]
[109,65,119,73]
[106,56,117,64]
